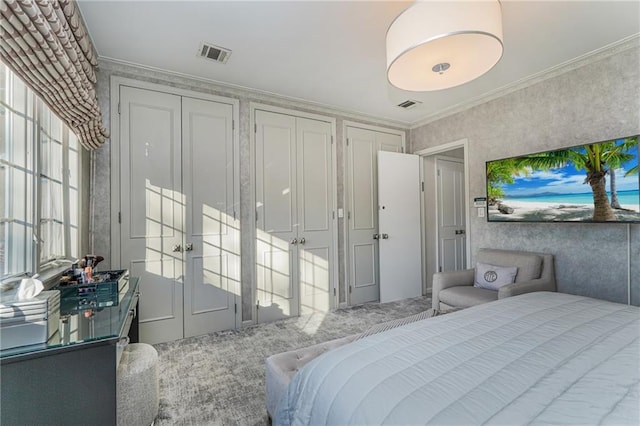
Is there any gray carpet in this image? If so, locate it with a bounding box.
[153,296,431,425]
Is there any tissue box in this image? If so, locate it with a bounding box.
[0,290,60,350]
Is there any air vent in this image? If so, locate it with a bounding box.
[397,99,422,109]
[198,42,232,64]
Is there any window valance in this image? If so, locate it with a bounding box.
[0,0,108,150]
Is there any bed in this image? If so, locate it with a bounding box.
[274,292,639,425]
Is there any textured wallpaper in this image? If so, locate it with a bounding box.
[410,46,640,305]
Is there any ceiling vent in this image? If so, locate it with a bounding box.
[198,42,231,64]
[397,99,422,109]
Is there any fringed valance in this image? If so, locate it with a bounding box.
[0,0,108,150]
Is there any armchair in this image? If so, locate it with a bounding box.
[432,248,556,311]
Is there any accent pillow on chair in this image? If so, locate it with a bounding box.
[474,262,518,291]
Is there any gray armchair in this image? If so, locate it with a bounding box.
[432,248,556,311]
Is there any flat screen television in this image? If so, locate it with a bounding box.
[486,135,639,223]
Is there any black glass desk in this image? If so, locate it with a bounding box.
[1,277,140,425]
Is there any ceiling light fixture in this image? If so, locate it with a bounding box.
[386,0,503,91]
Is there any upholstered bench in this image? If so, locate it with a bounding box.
[117,343,159,426]
[265,309,451,418]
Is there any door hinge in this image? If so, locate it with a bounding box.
[333,288,336,296]
[332,211,335,220]
[439,266,442,272]
[347,211,351,220]
[118,212,121,223]
[234,303,237,314]
[254,123,257,133]
[437,169,441,176]
[255,210,259,221]
[117,102,121,115]
[233,210,236,221]
[331,136,334,145]
[349,285,352,293]
[401,146,405,153]
[421,181,424,192]
[256,300,260,310]
[232,120,235,131]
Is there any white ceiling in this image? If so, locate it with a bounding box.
[77,1,640,126]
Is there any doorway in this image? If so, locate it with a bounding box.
[416,139,471,295]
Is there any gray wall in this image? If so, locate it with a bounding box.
[411,46,640,305]
[91,60,406,322]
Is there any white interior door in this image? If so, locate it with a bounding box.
[120,86,184,344]
[297,117,333,315]
[182,97,239,338]
[378,151,422,303]
[255,110,298,323]
[346,126,403,305]
[437,157,466,272]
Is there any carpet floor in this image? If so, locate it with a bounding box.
[153,296,431,425]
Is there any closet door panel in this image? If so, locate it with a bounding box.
[297,118,333,315]
[347,127,379,305]
[255,110,298,322]
[299,125,330,231]
[182,97,238,337]
[120,86,184,344]
[300,246,330,313]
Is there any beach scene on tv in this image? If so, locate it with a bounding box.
[487,136,639,222]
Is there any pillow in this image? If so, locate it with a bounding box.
[474,262,518,291]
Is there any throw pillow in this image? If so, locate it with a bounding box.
[474,262,518,291]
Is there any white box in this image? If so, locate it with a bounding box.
[0,290,60,350]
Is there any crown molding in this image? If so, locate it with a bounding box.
[97,57,410,130]
[409,34,640,129]
[96,33,639,132]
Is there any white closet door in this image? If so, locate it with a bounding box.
[120,86,184,344]
[297,117,333,315]
[182,97,239,338]
[255,110,299,322]
[346,126,403,305]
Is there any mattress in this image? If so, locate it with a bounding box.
[274,292,640,425]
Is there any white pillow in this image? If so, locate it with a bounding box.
[474,262,518,291]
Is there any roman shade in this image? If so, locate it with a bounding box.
[0,0,108,150]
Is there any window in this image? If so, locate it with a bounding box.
[1,62,82,278]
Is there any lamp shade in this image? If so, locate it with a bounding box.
[386,0,503,91]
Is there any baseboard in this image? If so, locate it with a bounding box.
[338,302,348,309]
[242,319,254,328]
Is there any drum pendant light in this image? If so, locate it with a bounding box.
[386,0,503,91]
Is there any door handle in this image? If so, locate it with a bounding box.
[184,243,194,252]
[290,238,298,245]
[373,234,379,240]
[172,244,182,252]
[381,233,389,239]
[299,237,305,245]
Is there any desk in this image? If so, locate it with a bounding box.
[0,277,139,425]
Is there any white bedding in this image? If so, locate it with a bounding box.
[275,292,640,425]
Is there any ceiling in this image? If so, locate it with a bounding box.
[77,1,640,126]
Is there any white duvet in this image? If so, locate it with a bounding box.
[275,292,640,425]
